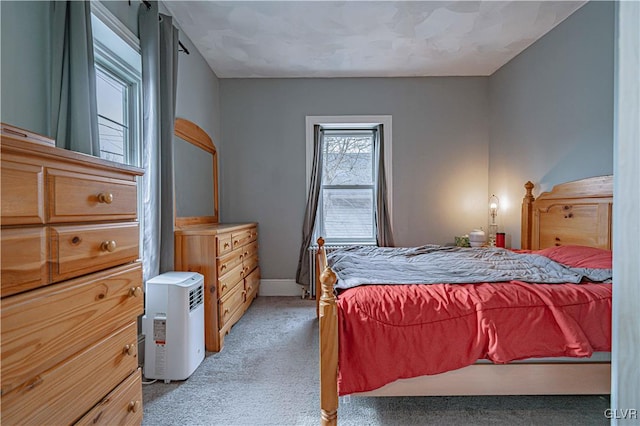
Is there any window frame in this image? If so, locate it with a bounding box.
[317,129,377,244]
[305,115,393,246]
[91,2,142,168]
[93,36,142,168]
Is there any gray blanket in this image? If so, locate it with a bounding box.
[327,245,612,290]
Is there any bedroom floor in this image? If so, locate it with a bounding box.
[141,296,610,426]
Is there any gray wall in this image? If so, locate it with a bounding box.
[1,1,50,135]
[220,78,489,279]
[488,1,615,248]
[173,34,221,148]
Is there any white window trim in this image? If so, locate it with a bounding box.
[305,115,393,228]
[91,1,140,53]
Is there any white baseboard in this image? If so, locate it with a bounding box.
[259,279,305,297]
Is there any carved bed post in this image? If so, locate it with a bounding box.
[317,238,338,426]
[521,181,535,249]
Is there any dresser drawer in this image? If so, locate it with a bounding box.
[243,241,258,259]
[75,370,142,426]
[217,233,232,255]
[1,321,139,426]
[51,222,139,282]
[1,227,48,297]
[218,283,244,328]
[244,267,260,302]
[218,262,244,300]
[1,262,143,396]
[217,246,243,277]
[0,159,44,225]
[243,254,259,276]
[47,169,138,223]
[231,229,253,249]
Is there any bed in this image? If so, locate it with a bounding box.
[317,175,613,425]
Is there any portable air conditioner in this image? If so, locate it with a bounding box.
[143,271,205,383]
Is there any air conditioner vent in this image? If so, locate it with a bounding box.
[189,285,204,312]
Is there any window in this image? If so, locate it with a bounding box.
[319,129,376,243]
[95,66,130,163]
[306,116,393,246]
[91,5,142,167]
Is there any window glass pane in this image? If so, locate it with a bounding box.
[323,188,374,240]
[96,68,126,125]
[98,116,125,163]
[323,134,373,185]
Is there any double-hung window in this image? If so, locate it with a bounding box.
[306,115,392,247]
[91,5,142,167]
[318,129,377,244]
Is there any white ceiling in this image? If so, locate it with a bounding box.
[163,1,586,78]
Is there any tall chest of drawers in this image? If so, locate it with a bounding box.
[1,125,144,425]
[175,223,260,352]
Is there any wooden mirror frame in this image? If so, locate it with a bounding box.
[174,118,219,226]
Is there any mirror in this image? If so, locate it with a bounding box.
[174,118,219,226]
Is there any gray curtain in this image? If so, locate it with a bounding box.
[139,2,179,280]
[374,125,394,246]
[295,125,324,286]
[50,1,100,155]
[158,14,179,273]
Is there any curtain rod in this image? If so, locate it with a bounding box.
[138,0,190,55]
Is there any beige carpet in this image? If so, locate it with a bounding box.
[142,296,609,426]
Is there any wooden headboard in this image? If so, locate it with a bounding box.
[521,175,613,250]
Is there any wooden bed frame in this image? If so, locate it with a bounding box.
[317,176,613,425]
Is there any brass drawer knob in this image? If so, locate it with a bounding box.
[129,286,143,298]
[100,240,117,252]
[97,192,114,204]
[223,242,230,248]
[123,344,136,356]
[128,400,141,413]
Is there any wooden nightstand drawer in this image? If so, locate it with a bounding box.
[1,226,48,297]
[75,370,142,426]
[51,222,139,282]
[218,283,244,328]
[0,160,44,225]
[1,262,143,396]
[47,169,138,223]
[217,246,244,277]
[217,233,232,255]
[0,321,139,426]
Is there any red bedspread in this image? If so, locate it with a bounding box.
[336,247,612,395]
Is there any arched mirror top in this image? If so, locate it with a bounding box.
[174,118,219,226]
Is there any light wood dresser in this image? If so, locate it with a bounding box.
[1,124,144,425]
[175,223,259,352]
